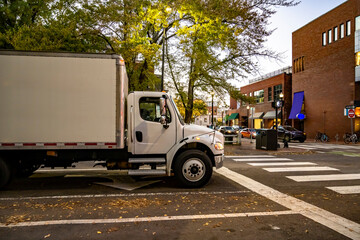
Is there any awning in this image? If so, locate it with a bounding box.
[263,111,281,119]
[224,115,229,121]
[228,113,239,120]
[249,112,264,119]
[289,91,304,119]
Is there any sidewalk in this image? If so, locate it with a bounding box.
[224,138,313,156]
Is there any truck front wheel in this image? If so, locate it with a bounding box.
[0,157,11,189]
[173,150,212,188]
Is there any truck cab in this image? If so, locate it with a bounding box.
[127,91,224,187]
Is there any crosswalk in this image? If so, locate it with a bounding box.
[227,155,360,195]
[290,143,360,151]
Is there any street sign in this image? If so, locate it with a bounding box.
[348,109,355,118]
[345,105,356,109]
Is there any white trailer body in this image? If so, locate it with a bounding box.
[0,51,224,189]
[0,51,127,149]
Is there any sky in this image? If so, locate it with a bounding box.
[241,0,348,86]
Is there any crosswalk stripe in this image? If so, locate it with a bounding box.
[248,162,317,167]
[287,174,360,182]
[233,158,293,162]
[326,186,360,194]
[263,166,339,173]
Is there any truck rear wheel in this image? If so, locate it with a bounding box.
[0,157,11,189]
[173,150,212,188]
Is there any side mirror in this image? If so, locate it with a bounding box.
[160,116,167,125]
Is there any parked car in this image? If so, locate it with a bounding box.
[218,126,238,135]
[240,128,257,138]
[271,125,306,143]
[232,125,245,131]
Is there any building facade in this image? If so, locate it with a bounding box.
[229,67,292,129]
[291,0,360,139]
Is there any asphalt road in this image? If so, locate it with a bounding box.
[0,142,360,240]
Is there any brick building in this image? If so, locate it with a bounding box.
[229,67,292,129]
[291,0,360,139]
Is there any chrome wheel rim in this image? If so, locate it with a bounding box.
[182,158,205,182]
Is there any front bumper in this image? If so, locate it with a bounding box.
[214,154,224,169]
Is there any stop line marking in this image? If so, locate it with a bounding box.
[0,210,295,228]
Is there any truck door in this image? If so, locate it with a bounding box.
[133,95,176,155]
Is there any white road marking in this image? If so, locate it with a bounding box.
[35,168,109,173]
[287,174,360,182]
[248,162,317,167]
[215,167,360,240]
[233,158,293,162]
[0,191,249,201]
[263,166,339,173]
[0,210,295,228]
[227,155,274,158]
[326,186,360,194]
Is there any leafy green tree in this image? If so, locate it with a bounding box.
[165,0,297,123]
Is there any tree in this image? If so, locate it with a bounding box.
[165,0,297,123]
[0,0,297,116]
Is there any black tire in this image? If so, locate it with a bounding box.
[299,139,305,143]
[344,137,351,144]
[0,157,12,189]
[173,150,213,188]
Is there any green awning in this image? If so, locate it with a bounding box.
[228,113,239,120]
[224,115,229,121]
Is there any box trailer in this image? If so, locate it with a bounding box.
[0,51,224,188]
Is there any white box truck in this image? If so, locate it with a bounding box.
[0,51,224,188]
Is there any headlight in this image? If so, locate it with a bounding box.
[236,131,239,133]
[227,131,231,133]
[214,142,224,150]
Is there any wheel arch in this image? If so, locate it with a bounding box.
[171,142,215,170]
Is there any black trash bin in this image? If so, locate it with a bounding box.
[256,129,277,150]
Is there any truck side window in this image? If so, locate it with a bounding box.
[139,97,171,123]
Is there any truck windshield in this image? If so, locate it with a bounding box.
[170,96,185,125]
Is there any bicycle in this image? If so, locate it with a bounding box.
[314,131,329,142]
[343,132,359,144]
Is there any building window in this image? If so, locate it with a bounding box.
[356,52,360,66]
[322,32,327,46]
[356,16,360,52]
[274,84,282,100]
[328,29,332,44]
[346,20,351,36]
[254,90,264,103]
[334,26,338,41]
[340,23,345,39]
[293,56,305,73]
[268,87,272,101]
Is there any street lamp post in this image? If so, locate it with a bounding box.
[160,7,172,92]
[279,92,284,125]
[161,28,166,91]
[246,106,250,128]
[211,92,215,127]
[275,99,283,148]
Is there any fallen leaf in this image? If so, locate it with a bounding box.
[44,234,51,239]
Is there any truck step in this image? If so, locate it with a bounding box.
[128,169,166,176]
[128,158,166,164]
